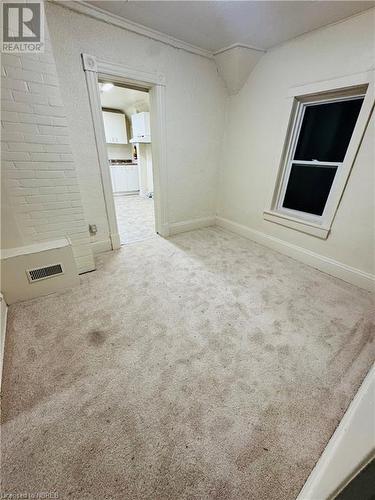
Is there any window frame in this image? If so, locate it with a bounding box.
[264,71,374,239]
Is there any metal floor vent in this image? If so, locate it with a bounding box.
[27,263,64,283]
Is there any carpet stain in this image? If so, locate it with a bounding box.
[88,330,107,346]
[251,329,264,344]
[209,479,232,499]
[264,344,275,352]
[277,344,290,356]
[27,347,37,362]
[272,320,282,335]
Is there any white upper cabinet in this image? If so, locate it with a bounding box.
[102,111,128,144]
[130,112,151,142]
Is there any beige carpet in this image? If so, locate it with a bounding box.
[1,227,374,500]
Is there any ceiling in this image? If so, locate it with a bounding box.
[85,1,374,52]
[100,84,149,115]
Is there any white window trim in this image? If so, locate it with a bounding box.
[264,71,375,239]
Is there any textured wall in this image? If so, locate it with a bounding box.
[1,26,95,273]
[46,2,226,250]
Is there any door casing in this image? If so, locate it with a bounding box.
[82,53,169,250]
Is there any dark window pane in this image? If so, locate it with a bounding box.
[283,164,337,216]
[294,98,363,162]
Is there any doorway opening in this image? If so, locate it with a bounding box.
[99,81,155,245]
[82,53,168,250]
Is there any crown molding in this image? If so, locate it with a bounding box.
[213,43,266,56]
[48,2,374,62]
[49,0,214,60]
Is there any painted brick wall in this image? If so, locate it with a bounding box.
[1,28,95,274]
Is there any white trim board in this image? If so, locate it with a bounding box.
[91,238,112,255]
[213,43,265,56]
[1,238,69,260]
[216,217,374,291]
[90,218,215,253]
[297,364,375,500]
[288,70,375,99]
[169,216,216,236]
[264,210,330,239]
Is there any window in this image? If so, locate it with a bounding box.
[282,162,338,216]
[279,95,364,220]
[264,74,373,239]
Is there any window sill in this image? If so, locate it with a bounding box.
[263,210,330,239]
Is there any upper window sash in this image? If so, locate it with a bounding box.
[291,95,364,163]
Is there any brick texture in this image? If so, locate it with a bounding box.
[1,28,95,273]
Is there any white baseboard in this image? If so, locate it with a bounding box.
[110,232,121,251]
[91,238,112,255]
[169,216,216,236]
[157,223,170,238]
[77,262,97,274]
[90,218,214,250]
[297,364,375,500]
[216,217,374,291]
[0,293,8,389]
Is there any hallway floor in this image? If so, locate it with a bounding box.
[114,194,155,245]
[2,228,373,499]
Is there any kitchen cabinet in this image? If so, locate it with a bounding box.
[130,112,151,142]
[102,111,128,144]
[110,165,139,193]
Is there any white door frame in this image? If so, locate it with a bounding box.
[82,53,169,250]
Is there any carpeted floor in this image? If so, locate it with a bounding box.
[1,227,374,500]
[114,194,155,245]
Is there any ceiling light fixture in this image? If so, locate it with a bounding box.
[100,82,114,92]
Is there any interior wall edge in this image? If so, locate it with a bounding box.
[215,216,375,292]
[215,97,231,216]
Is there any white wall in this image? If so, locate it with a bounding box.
[218,10,375,279]
[1,26,95,273]
[46,3,226,249]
